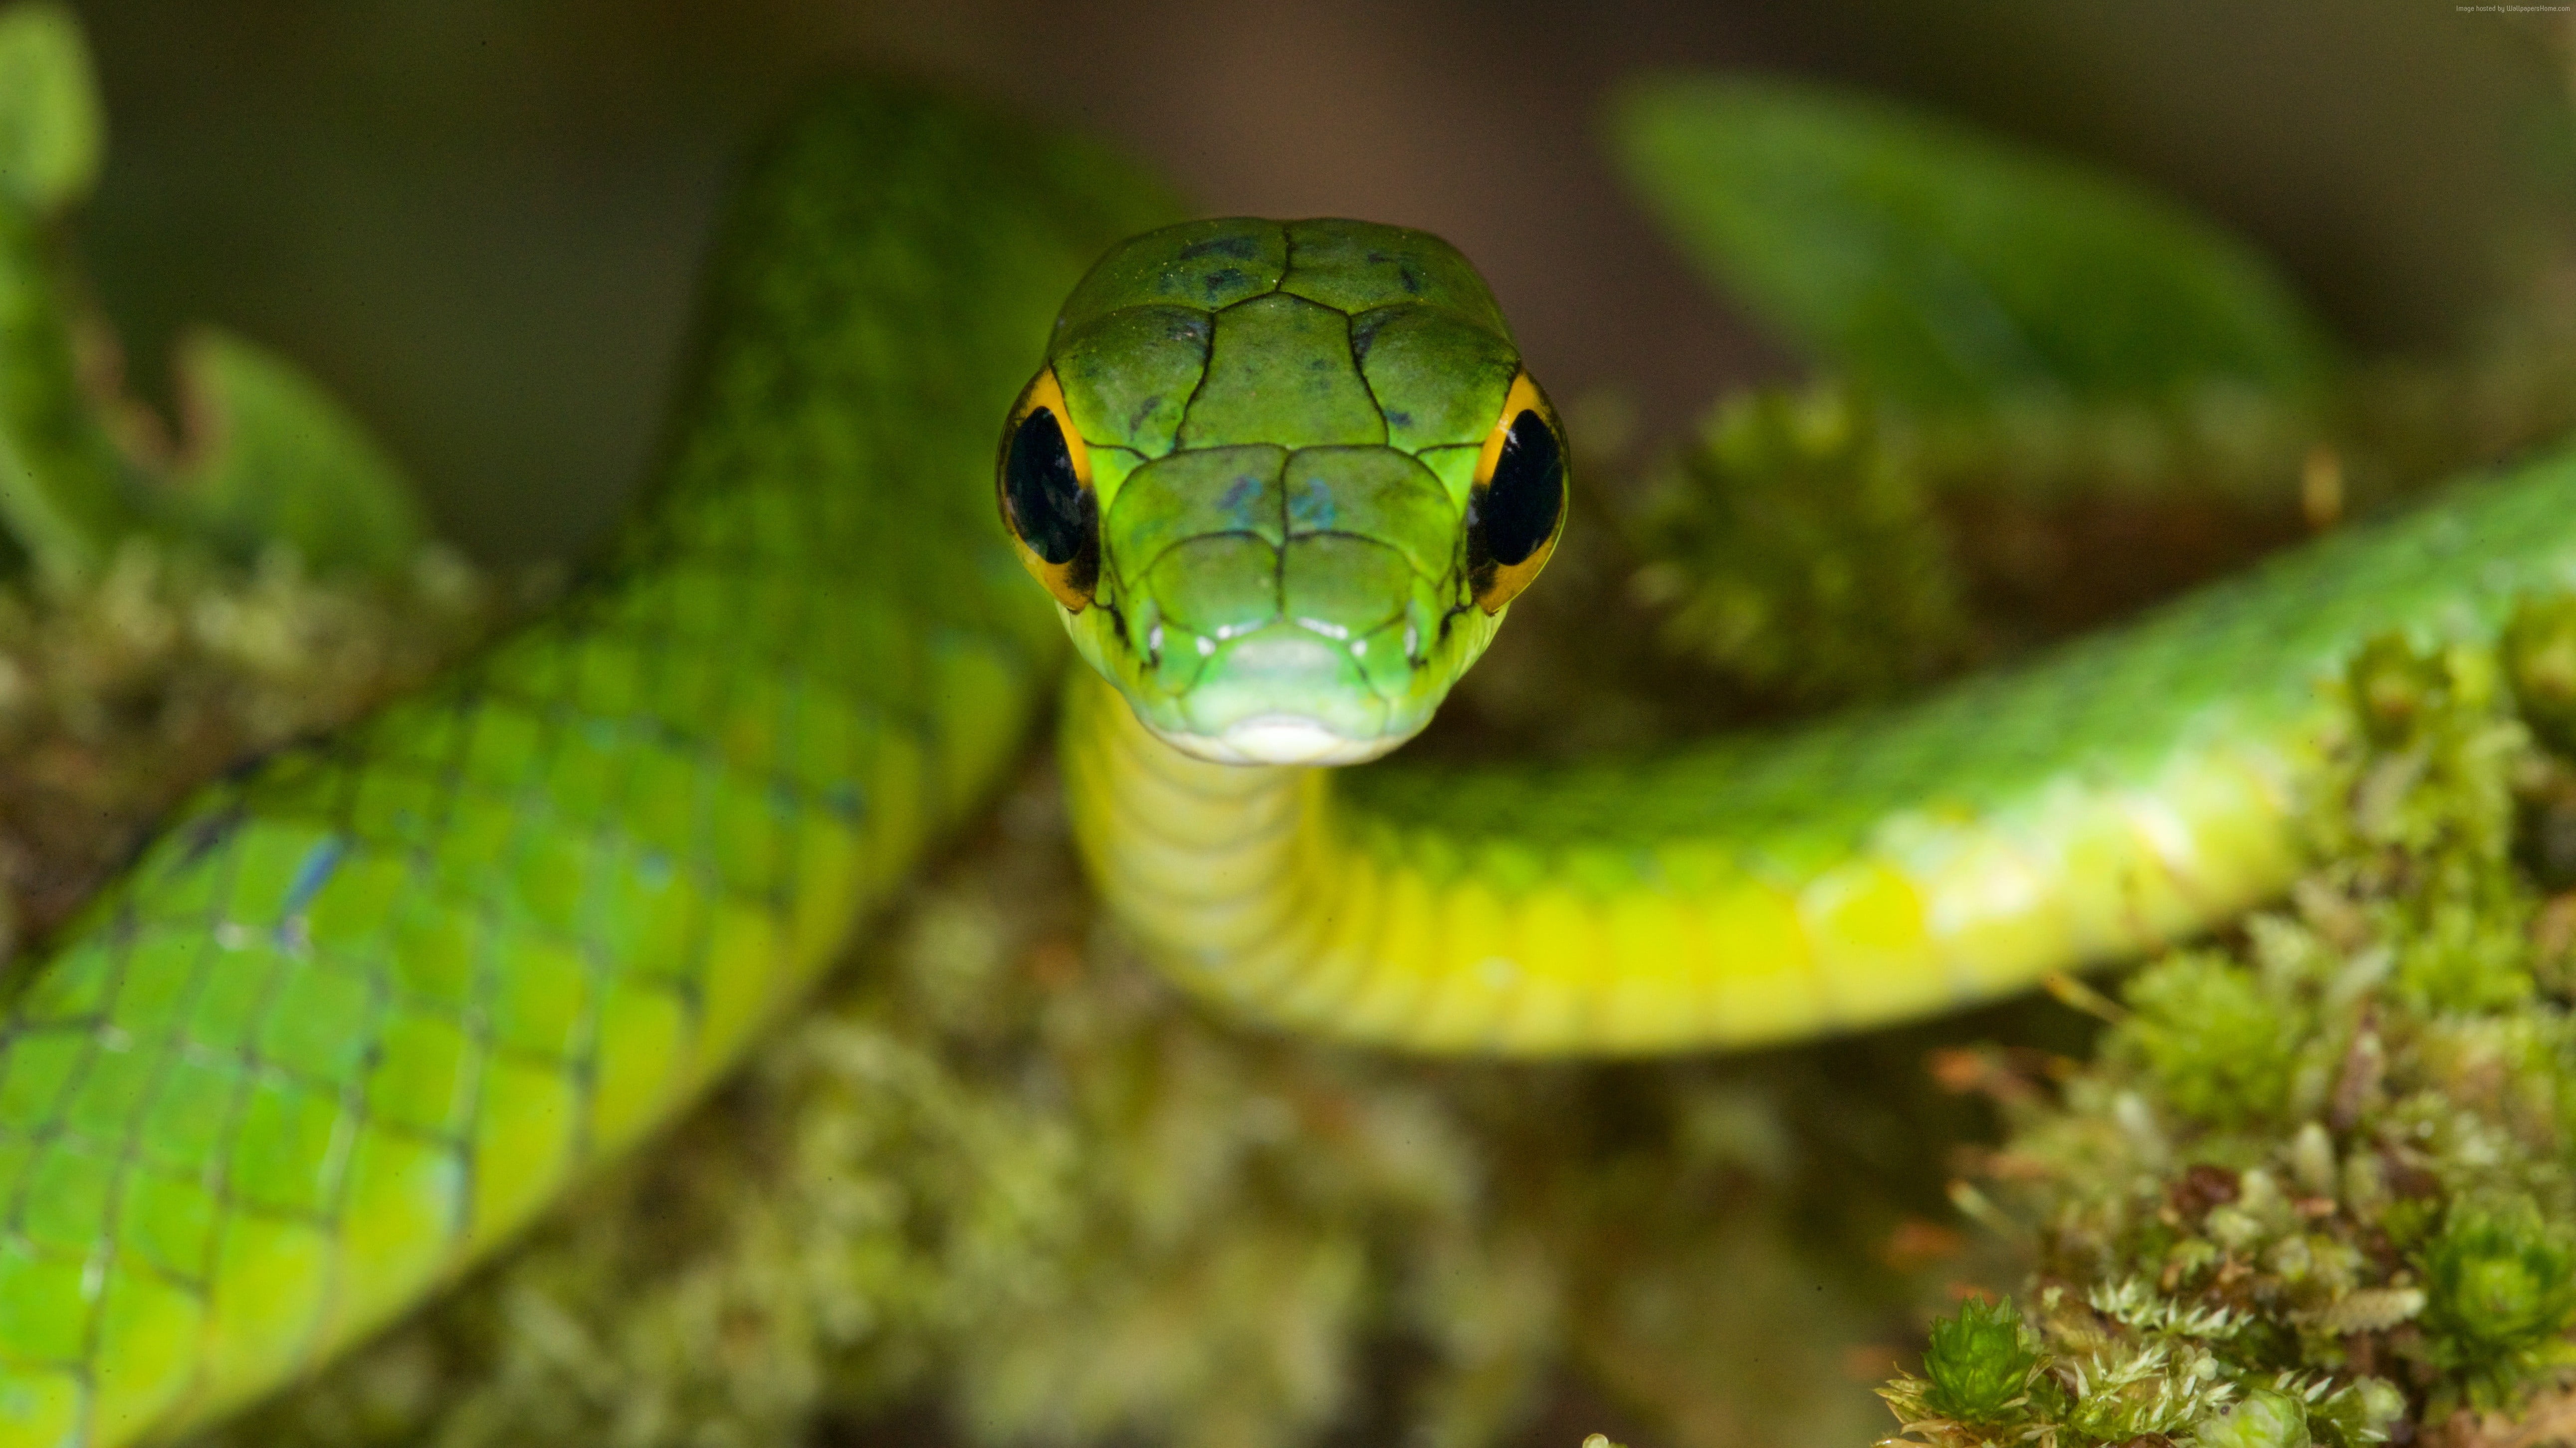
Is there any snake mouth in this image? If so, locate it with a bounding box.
[1153,714,1417,767]
[1140,621,1428,766]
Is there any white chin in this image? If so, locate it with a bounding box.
[1157,715,1410,766]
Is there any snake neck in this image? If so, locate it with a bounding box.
[1062,667,1320,965]
[1059,655,2316,1057]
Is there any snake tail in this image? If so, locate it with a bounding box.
[0,86,1172,1448]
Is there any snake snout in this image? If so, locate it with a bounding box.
[1154,620,1415,765]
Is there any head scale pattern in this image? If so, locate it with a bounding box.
[997,217,1568,765]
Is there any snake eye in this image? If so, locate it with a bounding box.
[998,368,1098,611]
[1467,372,1567,613]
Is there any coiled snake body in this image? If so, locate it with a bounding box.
[2,84,2574,1448]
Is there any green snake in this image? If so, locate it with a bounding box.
[3,82,2576,1448]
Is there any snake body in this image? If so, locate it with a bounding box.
[1027,219,2571,1055]
[2,81,2576,1448]
[0,89,1173,1447]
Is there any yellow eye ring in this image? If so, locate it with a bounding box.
[997,367,1098,612]
[1469,372,1568,614]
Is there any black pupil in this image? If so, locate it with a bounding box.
[1482,409,1564,567]
[1004,408,1087,564]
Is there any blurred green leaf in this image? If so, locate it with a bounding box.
[0,2,103,213]
[168,328,428,576]
[1610,74,2335,414]
[0,4,141,580]
[0,207,140,578]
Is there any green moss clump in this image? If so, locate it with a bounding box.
[1878,619,2576,1448]
[2418,1196,2576,1407]
[2197,1388,2317,1448]
[1626,385,1972,702]
[2122,953,2303,1129]
[2349,632,2455,748]
[2505,595,2576,761]
[1920,1298,2056,1427]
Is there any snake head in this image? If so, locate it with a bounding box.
[998,217,1568,765]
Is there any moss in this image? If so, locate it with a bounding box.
[2418,1197,2576,1408]
[2121,954,2303,1129]
[1624,384,1972,703]
[2505,596,2576,761]
[2350,634,2455,749]
[1921,1298,2057,1426]
[2198,1388,2315,1448]
[1877,612,2576,1448]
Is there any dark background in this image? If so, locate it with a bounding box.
[59,0,2576,562]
